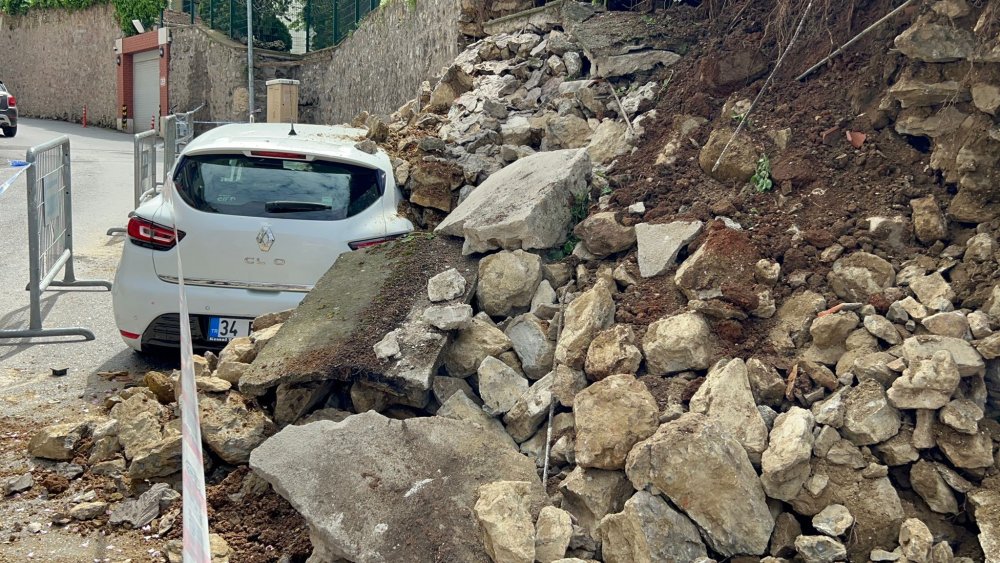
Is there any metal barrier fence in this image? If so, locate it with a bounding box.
[0,137,112,341]
[107,130,159,237]
[169,0,380,53]
[163,105,203,176]
[135,129,159,207]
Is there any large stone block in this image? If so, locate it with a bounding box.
[436,149,591,254]
[625,413,774,557]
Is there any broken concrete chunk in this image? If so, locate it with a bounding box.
[418,258,466,296]
[240,237,476,410]
[250,412,542,562]
[422,303,474,331]
[437,392,516,451]
[634,221,704,278]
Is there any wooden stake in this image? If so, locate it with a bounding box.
[796,0,915,81]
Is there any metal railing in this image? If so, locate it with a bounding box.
[0,137,112,341]
[170,0,381,53]
[107,129,160,236]
[135,129,160,206]
[163,105,203,176]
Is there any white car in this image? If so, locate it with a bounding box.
[112,123,414,352]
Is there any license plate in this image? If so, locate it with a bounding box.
[207,317,251,341]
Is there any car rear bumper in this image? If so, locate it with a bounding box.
[112,243,307,351]
[0,109,15,128]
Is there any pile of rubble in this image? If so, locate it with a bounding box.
[7,2,1000,562]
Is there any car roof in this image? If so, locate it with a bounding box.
[182,123,388,169]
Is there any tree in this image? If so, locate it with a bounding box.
[114,0,167,34]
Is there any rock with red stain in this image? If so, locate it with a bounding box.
[675,224,762,303]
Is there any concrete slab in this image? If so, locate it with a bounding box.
[239,235,477,410]
[249,411,543,562]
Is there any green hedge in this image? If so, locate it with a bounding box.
[0,0,165,35]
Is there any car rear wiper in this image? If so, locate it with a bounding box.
[264,201,333,213]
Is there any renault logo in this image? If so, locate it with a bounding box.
[257,225,275,252]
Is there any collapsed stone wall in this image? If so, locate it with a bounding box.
[0,5,120,126]
[295,0,465,125]
[880,1,1000,225]
[12,2,1000,563]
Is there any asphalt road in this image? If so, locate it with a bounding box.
[0,118,174,418]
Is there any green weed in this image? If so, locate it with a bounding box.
[750,156,773,192]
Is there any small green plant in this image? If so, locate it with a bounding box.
[751,156,773,192]
[730,110,753,129]
[641,14,655,24]
[550,192,591,260]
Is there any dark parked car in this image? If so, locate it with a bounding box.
[0,81,17,138]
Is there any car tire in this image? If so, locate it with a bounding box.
[2,126,15,138]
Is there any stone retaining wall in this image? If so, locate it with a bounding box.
[296,0,464,125]
[0,5,120,126]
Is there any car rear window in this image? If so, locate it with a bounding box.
[172,153,383,220]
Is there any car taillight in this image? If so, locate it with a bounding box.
[348,234,406,250]
[7,96,15,107]
[127,216,184,250]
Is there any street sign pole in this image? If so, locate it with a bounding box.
[247,0,255,122]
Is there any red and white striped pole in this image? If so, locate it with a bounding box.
[166,179,212,563]
[82,105,87,128]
